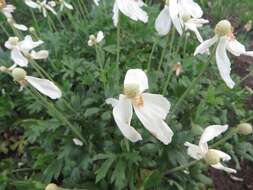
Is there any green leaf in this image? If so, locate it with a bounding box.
[95,157,115,183]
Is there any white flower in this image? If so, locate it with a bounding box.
[4,35,49,67]
[93,0,100,6]
[25,0,57,17]
[7,18,28,31]
[58,0,73,11]
[112,0,148,26]
[88,31,104,47]
[194,20,253,89]
[155,0,207,41]
[73,138,83,146]
[184,124,236,173]
[106,69,173,144]
[11,67,62,99]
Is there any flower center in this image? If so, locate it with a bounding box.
[181,14,191,22]
[0,0,6,9]
[215,20,233,37]
[204,150,220,165]
[124,83,140,99]
[12,68,27,82]
[9,37,19,46]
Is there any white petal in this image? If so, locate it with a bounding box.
[112,95,142,142]
[25,0,39,8]
[11,48,28,67]
[30,50,49,59]
[226,39,246,56]
[93,0,100,6]
[124,69,148,93]
[199,124,228,145]
[184,142,205,160]
[73,138,83,146]
[2,5,15,18]
[133,94,174,145]
[115,0,148,23]
[96,31,104,43]
[19,35,43,51]
[209,149,231,161]
[106,98,119,108]
[243,51,253,57]
[13,23,28,31]
[216,37,235,88]
[185,22,203,42]
[25,76,62,99]
[64,2,73,10]
[112,2,119,26]
[180,0,203,18]
[211,163,237,173]
[169,0,183,35]
[194,35,218,55]
[155,6,172,36]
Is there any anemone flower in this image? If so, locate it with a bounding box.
[112,0,148,26]
[184,124,236,173]
[11,67,61,99]
[5,35,48,67]
[155,0,206,40]
[106,69,173,145]
[25,0,57,17]
[194,20,253,89]
[88,31,104,47]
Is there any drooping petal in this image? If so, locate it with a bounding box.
[12,23,28,31]
[208,149,231,161]
[19,35,43,51]
[115,0,148,24]
[184,21,203,42]
[226,39,246,56]
[169,0,183,35]
[30,50,49,59]
[211,162,237,173]
[124,69,148,93]
[243,51,253,57]
[63,1,73,10]
[216,37,235,88]
[194,35,218,55]
[112,2,119,26]
[25,0,40,8]
[112,95,142,142]
[155,6,172,36]
[96,31,104,43]
[184,142,205,160]
[133,94,173,145]
[11,48,28,67]
[25,76,62,99]
[199,124,228,145]
[180,0,203,18]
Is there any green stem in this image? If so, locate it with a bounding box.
[116,16,121,65]
[158,34,170,71]
[169,28,176,54]
[162,70,173,95]
[147,40,158,73]
[164,160,199,176]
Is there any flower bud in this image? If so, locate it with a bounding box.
[124,83,140,98]
[215,20,232,36]
[204,150,220,165]
[191,124,203,136]
[237,123,253,135]
[45,183,59,190]
[12,68,27,81]
[29,27,35,33]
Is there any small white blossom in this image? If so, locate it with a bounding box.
[73,138,84,146]
[113,0,148,26]
[185,124,236,173]
[93,0,100,6]
[88,31,104,47]
[106,69,173,144]
[11,67,62,99]
[4,35,49,67]
[194,20,253,89]
[25,0,57,17]
[57,0,73,11]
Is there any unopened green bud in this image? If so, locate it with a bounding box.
[191,124,203,136]
[204,150,220,165]
[215,20,232,36]
[124,83,140,98]
[237,123,253,135]
[45,183,59,190]
[12,68,27,81]
[29,27,35,33]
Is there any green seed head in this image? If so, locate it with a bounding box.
[12,68,27,81]
[191,124,204,136]
[45,183,59,190]
[124,83,140,98]
[215,20,232,36]
[237,123,253,135]
[204,150,220,165]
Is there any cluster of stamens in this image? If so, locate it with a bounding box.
[0,0,6,9]
[123,83,144,107]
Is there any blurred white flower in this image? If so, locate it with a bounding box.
[113,0,148,26]
[155,0,207,41]
[194,20,253,89]
[93,0,100,6]
[25,0,57,17]
[185,124,236,173]
[11,67,62,99]
[7,18,28,31]
[88,31,104,47]
[106,69,173,144]
[73,138,84,146]
[5,35,49,67]
[58,0,73,11]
